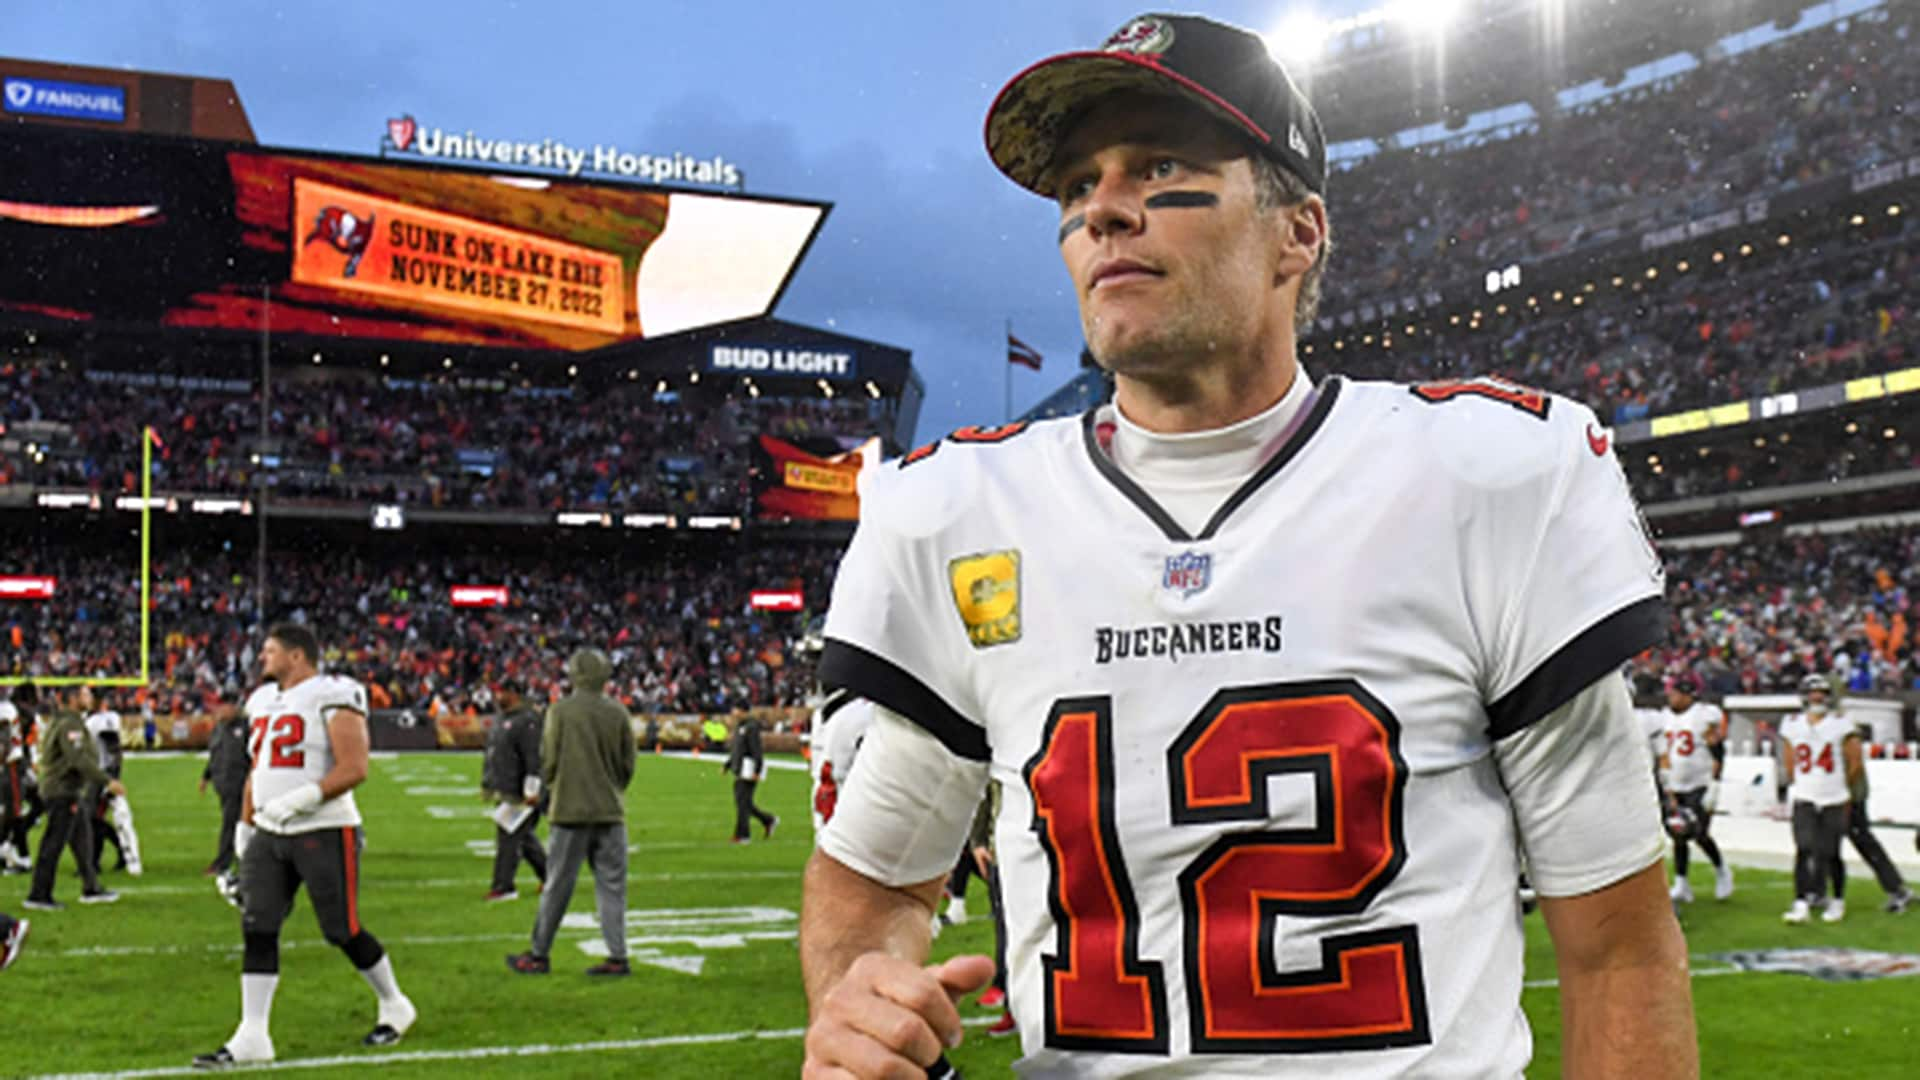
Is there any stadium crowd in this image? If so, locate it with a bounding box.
[1326,220,1919,425]
[1,537,842,720]
[1635,525,1920,698]
[6,522,1920,715]
[1,365,880,514]
[1323,3,1920,313]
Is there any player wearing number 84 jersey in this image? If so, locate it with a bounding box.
[800,13,1694,1080]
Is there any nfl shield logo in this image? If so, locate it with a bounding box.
[1163,551,1211,598]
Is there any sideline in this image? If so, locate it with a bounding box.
[27,1017,1002,1079]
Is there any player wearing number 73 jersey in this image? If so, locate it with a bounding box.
[801,14,1694,1079]
[194,623,415,1070]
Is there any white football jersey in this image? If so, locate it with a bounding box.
[1779,712,1856,807]
[1660,703,1723,792]
[1635,707,1667,768]
[247,673,368,834]
[822,377,1666,1077]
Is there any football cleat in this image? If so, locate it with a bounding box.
[977,987,1005,1009]
[1668,877,1694,904]
[365,994,417,1045]
[987,1012,1017,1037]
[764,814,780,840]
[483,889,518,903]
[21,898,63,912]
[1886,889,1913,914]
[1714,863,1734,901]
[585,958,631,977]
[79,888,120,905]
[191,1037,273,1069]
[1783,898,1811,924]
[1822,898,1846,923]
[1,918,27,971]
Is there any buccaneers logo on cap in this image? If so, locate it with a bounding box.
[303,206,376,279]
[1103,16,1175,55]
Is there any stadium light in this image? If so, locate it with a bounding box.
[1777,233,1791,247]
[1851,213,1867,226]
[1391,0,1460,35]
[1266,12,1330,67]
[1739,243,1754,256]
[567,364,578,377]
[865,380,882,398]
[1846,422,1859,434]
[1712,251,1725,263]
[442,356,453,368]
[380,354,390,366]
[1891,205,1903,217]
[1887,428,1899,439]
[1676,260,1689,273]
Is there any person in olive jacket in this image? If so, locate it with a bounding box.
[481,680,548,901]
[25,685,125,910]
[506,649,634,976]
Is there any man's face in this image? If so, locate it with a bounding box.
[74,685,95,712]
[1051,95,1303,380]
[260,637,290,684]
[1666,687,1693,712]
[1805,688,1829,711]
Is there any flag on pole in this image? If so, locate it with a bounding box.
[1008,333,1043,371]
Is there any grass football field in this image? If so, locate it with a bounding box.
[4,751,1918,1078]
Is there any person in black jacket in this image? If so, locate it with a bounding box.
[482,681,547,901]
[200,705,252,876]
[723,718,777,844]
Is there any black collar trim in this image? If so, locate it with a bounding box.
[1078,376,1344,543]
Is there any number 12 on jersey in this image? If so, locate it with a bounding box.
[1024,680,1431,1054]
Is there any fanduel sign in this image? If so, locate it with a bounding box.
[709,345,858,380]
[3,76,126,123]
[383,114,741,187]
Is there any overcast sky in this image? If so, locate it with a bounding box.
[8,0,1382,440]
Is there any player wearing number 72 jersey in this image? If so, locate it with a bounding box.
[193,623,416,1070]
[800,13,1694,1080]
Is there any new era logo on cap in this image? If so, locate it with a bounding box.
[985,12,1327,199]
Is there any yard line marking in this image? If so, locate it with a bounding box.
[57,926,800,960]
[26,1016,1001,1078]
[111,869,796,898]
[1524,965,1742,989]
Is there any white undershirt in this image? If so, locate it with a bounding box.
[1101,367,1315,536]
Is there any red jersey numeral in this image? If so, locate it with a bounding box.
[1023,681,1429,1056]
[1795,742,1835,774]
[253,714,306,768]
[1667,729,1696,756]
[1026,699,1168,1052]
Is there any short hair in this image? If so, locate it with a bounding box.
[1251,155,1332,330]
[267,622,322,665]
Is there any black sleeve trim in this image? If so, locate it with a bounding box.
[818,639,989,762]
[1487,595,1667,740]
[818,689,859,725]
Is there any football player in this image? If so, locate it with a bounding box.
[1807,676,1914,914]
[86,693,142,876]
[800,14,1693,1077]
[1658,673,1733,902]
[1779,675,1865,924]
[192,623,416,1068]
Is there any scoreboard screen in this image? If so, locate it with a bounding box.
[0,125,827,352]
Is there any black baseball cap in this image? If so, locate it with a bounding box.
[985,13,1328,199]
